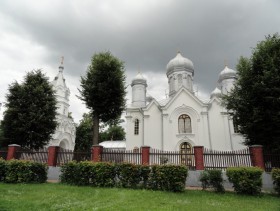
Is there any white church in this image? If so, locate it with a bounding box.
[48,62,76,150]
[125,52,245,152]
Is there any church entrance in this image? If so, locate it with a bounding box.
[180,142,192,165]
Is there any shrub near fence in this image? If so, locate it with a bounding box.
[226,167,263,195]
[1,159,47,183]
[60,162,188,192]
[271,168,280,195]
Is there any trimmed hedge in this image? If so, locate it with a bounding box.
[226,167,263,195]
[271,168,280,195]
[60,162,188,192]
[199,170,225,193]
[0,159,47,183]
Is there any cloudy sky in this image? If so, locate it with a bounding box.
[0,0,279,123]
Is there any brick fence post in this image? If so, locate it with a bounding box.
[92,145,103,162]
[7,144,21,160]
[47,146,59,166]
[249,145,265,170]
[194,146,204,170]
[141,146,150,165]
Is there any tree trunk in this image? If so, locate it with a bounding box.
[92,114,99,145]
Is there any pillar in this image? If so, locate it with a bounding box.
[249,145,265,170]
[194,146,204,170]
[141,146,150,165]
[92,145,103,162]
[47,146,59,166]
[7,144,21,160]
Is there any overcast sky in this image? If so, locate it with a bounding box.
[0,0,279,123]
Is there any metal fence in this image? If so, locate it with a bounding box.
[15,148,49,164]
[264,151,280,172]
[150,148,195,169]
[203,148,252,170]
[0,150,8,160]
[102,148,141,164]
[56,148,91,166]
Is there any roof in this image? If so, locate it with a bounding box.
[99,140,126,148]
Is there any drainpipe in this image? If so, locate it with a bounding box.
[206,113,213,150]
[227,116,234,150]
[139,108,144,146]
[161,111,164,150]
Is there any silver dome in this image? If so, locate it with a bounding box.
[166,52,194,76]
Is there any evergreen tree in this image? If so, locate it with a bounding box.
[74,113,93,152]
[79,51,126,145]
[1,70,57,149]
[223,34,280,153]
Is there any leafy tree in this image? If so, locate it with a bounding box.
[223,34,280,153]
[74,113,93,152]
[1,70,57,150]
[79,51,126,145]
[99,124,126,142]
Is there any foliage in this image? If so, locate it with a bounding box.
[2,159,47,183]
[0,158,6,181]
[74,113,93,153]
[147,165,188,192]
[1,70,57,150]
[79,51,126,145]
[223,34,280,153]
[271,168,280,195]
[60,162,188,192]
[199,170,225,193]
[99,124,126,142]
[226,167,263,195]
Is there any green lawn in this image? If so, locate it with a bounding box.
[0,183,279,211]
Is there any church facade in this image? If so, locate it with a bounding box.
[48,63,76,150]
[125,52,244,151]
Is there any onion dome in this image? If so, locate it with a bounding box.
[218,66,237,83]
[210,87,222,98]
[166,52,194,76]
[131,72,147,86]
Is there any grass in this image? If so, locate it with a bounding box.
[0,183,279,211]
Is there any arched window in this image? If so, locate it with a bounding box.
[180,142,192,166]
[178,114,192,133]
[134,119,139,135]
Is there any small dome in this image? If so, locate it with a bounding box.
[210,87,222,98]
[218,66,236,82]
[166,52,194,76]
[131,72,147,86]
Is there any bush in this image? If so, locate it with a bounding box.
[148,165,188,192]
[0,158,6,181]
[60,162,188,192]
[4,159,47,183]
[91,162,115,187]
[226,167,263,195]
[271,168,280,195]
[200,170,225,193]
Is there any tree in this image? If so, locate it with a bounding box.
[99,124,126,142]
[79,51,126,145]
[1,70,57,150]
[74,113,93,152]
[223,34,280,153]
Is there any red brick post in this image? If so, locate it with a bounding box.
[141,146,150,165]
[194,146,204,170]
[92,145,103,162]
[249,145,265,170]
[7,144,21,160]
[47,146,59,166]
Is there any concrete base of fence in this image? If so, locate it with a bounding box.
[46,168,275,192]
[47,167,61,181]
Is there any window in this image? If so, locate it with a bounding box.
[134,119,139,135]
[178,114,192,133]
[180,142,192,165]
[233,117,240,133]
[178,74,182,87]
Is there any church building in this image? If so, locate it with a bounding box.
[48,61,76,150]
[125,52,244,151]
